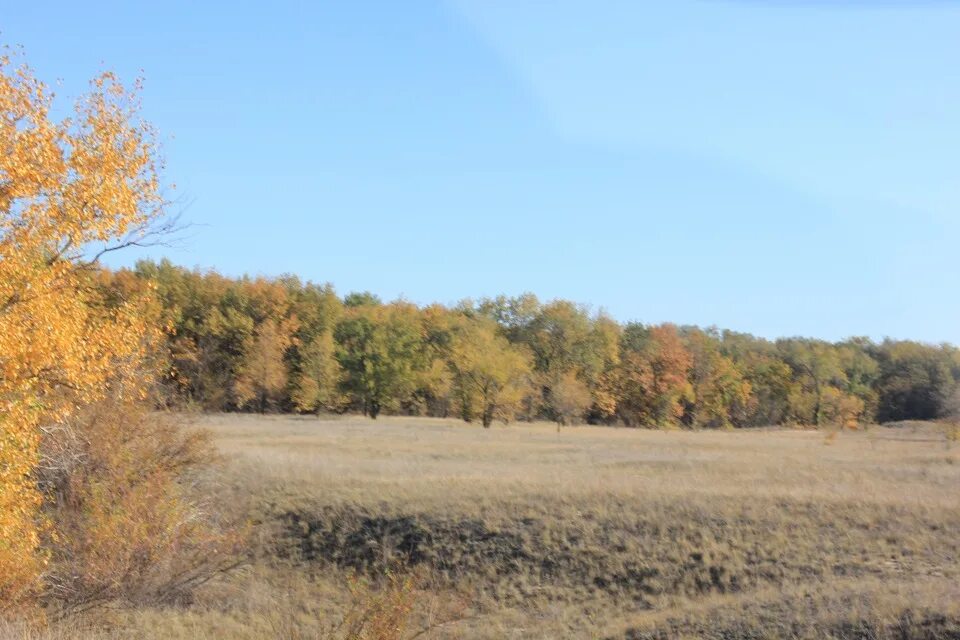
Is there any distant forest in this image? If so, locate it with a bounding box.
[101,259,960,429]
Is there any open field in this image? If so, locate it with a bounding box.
[36,415,960,639]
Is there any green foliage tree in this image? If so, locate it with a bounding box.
[523,300,599,420]
[585,315,622,422]
[476,293,540,343]
[334,303,424,418]
[344,291,383,308]
[872,340,958,422]
[837,338,880,422]
[477,296,614,423]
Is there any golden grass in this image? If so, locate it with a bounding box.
[209,414,959,511]
[20,415,960,638]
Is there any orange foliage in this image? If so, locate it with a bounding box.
[614,325,693,427]
[235,317,298,412]
[0,51,166,609]
[339,572,420,640]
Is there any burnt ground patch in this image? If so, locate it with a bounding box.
[254,496,960,610]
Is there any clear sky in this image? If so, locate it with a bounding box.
[6,1,960,342]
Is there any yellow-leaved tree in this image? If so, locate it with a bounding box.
[0,50,168,610]
[448,320,532,428]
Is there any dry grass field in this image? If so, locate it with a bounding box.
[21,415,960,639]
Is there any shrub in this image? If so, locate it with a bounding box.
[36,376,241,616]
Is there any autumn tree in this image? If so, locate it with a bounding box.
[292,329,341,414]
[416,304,464,417]
[586,315,622,423]
[818,386,865,429]
[133,261,252,409]
[100,268,960,431]
[0,53,169,608]
[447,320,532,428]
[682,328,751,429]
[288,279,342,414]
[777,339,848,426]
[235,317,296,412]
[551,371,591,427]
[614,324,693,428]
[718,330,793,426]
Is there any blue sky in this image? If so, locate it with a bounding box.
[5,1,960,342]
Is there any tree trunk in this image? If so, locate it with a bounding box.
[813,381,821,427]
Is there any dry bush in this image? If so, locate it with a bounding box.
[334,572,419,640]
[35,378,242,617]
[319,570,470,640]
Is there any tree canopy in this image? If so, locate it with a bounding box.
[102,260,960,435]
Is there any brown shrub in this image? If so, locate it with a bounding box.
[36,378,242,616]
[336,572,419,640]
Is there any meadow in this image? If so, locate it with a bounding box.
[25,414,958,639]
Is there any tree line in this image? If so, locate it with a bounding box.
[105,259,960,429]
